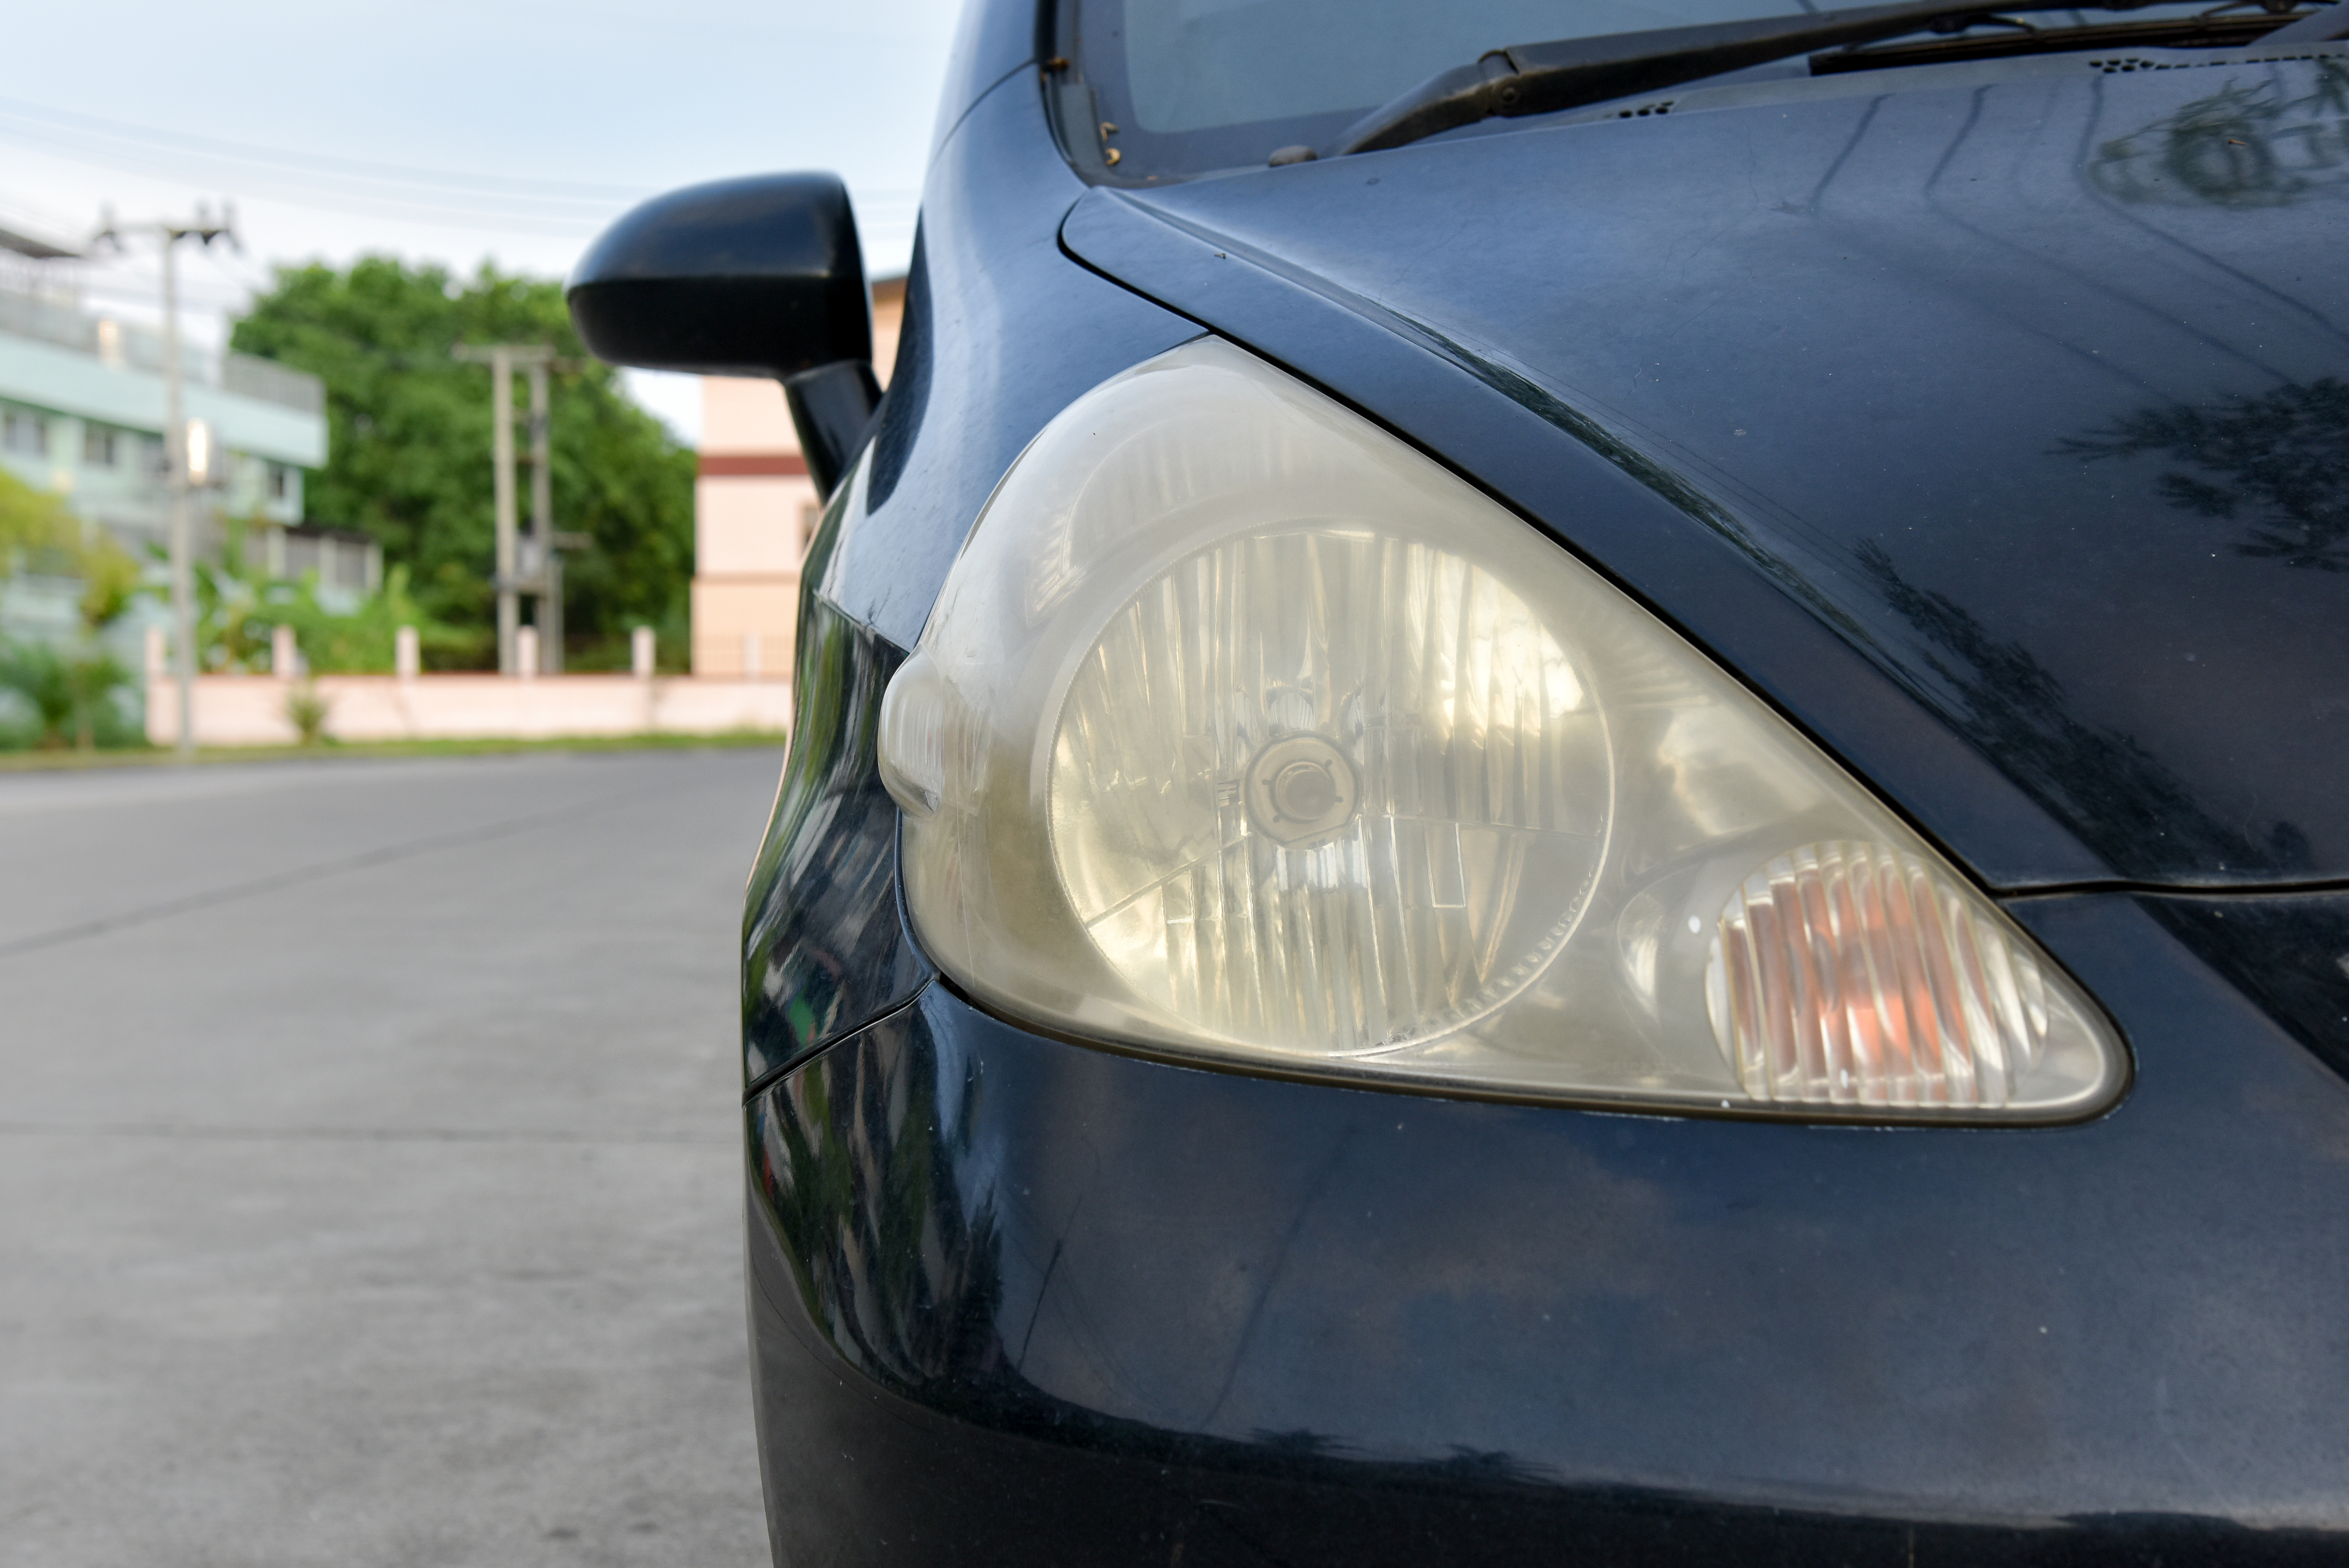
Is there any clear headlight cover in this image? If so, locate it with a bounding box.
[878,338,2126,1122]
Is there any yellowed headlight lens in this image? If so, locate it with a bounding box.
[878,337,2126,1120]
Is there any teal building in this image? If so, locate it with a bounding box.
[0,261,342,658]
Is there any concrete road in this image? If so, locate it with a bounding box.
[0,749,786,1567]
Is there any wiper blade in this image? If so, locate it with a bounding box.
[2261,0,2349,41]
[1815,6,2327,71]
[1334,0,2170,156]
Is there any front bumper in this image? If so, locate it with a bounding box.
[745,894,2349,1565]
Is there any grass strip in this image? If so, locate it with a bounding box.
[0,729,788,773]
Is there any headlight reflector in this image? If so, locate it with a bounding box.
[879,339,2125,1122]
[1050,529,1612,1057]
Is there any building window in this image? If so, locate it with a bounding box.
[1,408,47,457]
[267,462,291,501]
[83,425,119,467]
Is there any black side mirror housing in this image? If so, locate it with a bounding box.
[567,173,881,495]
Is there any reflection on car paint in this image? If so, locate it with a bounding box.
[2065,379,2349,572]
[1855,541,2315,880]
[741,573,930,1090]
[2141,891,2349,1075]
[2088,60,2349,208]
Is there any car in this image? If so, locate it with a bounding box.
[567,0,2349,1560]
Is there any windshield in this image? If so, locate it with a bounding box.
[1077,0,1835,175]
[1116,0,1804,130]
[1073,0,2273,177]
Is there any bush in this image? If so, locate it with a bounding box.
[0,640,136,751]
[285,682,332,745]
[189,517,461,675]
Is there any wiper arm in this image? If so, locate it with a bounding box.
[1334,0,2166,156]
[2259,0,2349,41]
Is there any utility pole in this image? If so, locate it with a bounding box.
[527,360,561,673]
[454,344,583,674]
[94,204,237,757]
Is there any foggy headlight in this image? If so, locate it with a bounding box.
[877,339,2125,1121]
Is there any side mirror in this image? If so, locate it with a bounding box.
[567,173,881,495]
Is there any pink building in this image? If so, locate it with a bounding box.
[691,276,904,681]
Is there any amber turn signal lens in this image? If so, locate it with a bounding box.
[1708,842,2122,1118]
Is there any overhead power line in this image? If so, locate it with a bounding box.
[0,94,656,203]
[0,128,623,234]
[0,124,925,241]
[0,94,924,266]
[0,95,923,222]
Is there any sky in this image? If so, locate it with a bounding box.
[0,0,969,445]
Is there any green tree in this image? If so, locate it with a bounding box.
[0,463,134,597]
[0,465,142,750]
[227,257,695,667]
[0,463,75,569]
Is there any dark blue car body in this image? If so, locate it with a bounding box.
[733,3,2349,1560]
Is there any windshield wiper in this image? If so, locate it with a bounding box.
[1816,3,2334,71]
[1332,0,2258,156]
[2260,0,2349,39]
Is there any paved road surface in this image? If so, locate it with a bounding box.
[0,750,785,1567]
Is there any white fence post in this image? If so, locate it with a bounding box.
[394,625,420,681]
[272,624,299,679]
[516,626,539,680]
[742,630,762,682]
[631,625,655,680]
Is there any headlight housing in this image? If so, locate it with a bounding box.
[878,338,2125,1122]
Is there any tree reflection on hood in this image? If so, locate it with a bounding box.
[2064,378,2349,572]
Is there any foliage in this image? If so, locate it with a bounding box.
[0,464,77,574]
[0,467,144,752]
[0,466,144,634]
[284,683,332,744]
[187,515,461,674]
[285,563,449,673]
[75,539,143,634]
[0,639,135,752]
[227,257,696,667]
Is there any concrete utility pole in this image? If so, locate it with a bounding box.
[454,344,583,675]
[527,360,562,673]
[95,205,237,757]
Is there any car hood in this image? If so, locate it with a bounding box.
[1065,48,2349,888]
